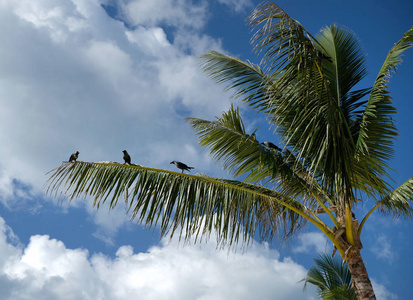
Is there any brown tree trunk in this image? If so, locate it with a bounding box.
[347,249,376,300]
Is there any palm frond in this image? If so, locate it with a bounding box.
[185,105,332,204]
[245,3,364,199]
[358,176,413,236]
[355,27,413,184]
[46,161,312,246]
[186,104,275,180]
[303,254,356,300]
[316,25,367,108]
[200,51,275,114]
[378,176,413,218]
[248,1,319,70]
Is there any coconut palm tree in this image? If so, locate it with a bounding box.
[303,254,356,300]
[47,2,413,299]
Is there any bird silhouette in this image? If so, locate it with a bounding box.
[122,150,131,165]
[69,151,79,162]
[317,50,333,62]
[261,141,282,151]
[170,161,194,173]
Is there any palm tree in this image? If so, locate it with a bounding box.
[47,2,413,299]
[303,254,356,300]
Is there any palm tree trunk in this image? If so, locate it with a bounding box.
[347,249,376,300]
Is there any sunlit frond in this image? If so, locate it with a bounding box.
[316,25,367,107]
[186,105,332,205]
[200,51,275,113]
[356,27,413,184]
[378,176,413,218]
[248,1,319,70]
[244,3,365,199]
[47,161,311,246]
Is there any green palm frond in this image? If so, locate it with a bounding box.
[303,254,356,300]
[46,161,313,245]
[200,51,276,114]
[248,1,319,69]
[186,104,276,180]
[216,178,308,240]
[356,27,413,183]
[243,3,363,199]
[359,176,413,235]
[316,25,367,108]
[186,105,331,203]
[378,176,413,217]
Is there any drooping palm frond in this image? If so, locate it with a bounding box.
[377,176,413,217]
[217,178,309,241]
[46,161,316,246]
[355,27,413,192]
[358,176,413,236]
[303,254,356,300]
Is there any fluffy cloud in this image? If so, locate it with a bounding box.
[370,234,395,263]
[371,279,398,300]
[0,215,398,299]
[0,216,317,299]
[115,0,208,29]
[0,0,230,207]
[293,232,331,254]
[217,0,253,13]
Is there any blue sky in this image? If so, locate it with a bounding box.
[0,0,412,299]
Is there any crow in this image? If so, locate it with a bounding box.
[122,150,131,165]
[317,50,333,62]
[170,161,194,173]
[261,141,282,151]
[283,148,292,157]
[69,151,79,163]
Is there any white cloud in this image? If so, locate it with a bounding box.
[370,234,395,263]
[0,0,231,232]
[0,216,318,299]
[0,216,399,299]
[88,201,131,246]
[372,279,398,300]
[11,0,89,42]
[293,232,331,254]
[116,0,208,29]
[217,0,253,13]
[0,170,14,201]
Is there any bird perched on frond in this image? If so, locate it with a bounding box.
[261,141,282,151]
[317,50,333,62]
[69,151,79,163]
[170,161,194,173]
[122,150,131,165]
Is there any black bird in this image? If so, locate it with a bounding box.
[170,161,194,173]
[69,151,79,162]
[261,141,282,151]
[122,150,131,165]
[317,50,333,62]
[283,148,291,157]
[282,149,295,163]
